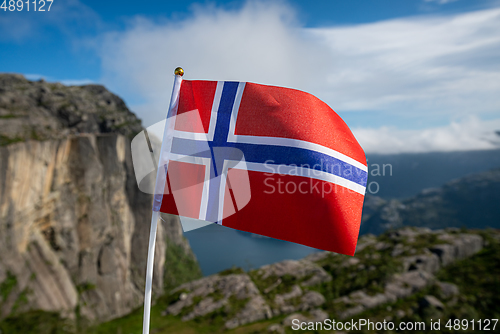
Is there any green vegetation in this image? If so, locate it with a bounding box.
[218,266,245,276]
[249,271,291,299]
[194,295,250,328]
[86,298,228,334]
[76,282,96,295]
[163,237,203,293]
[12,287,31,313]
[0,114,18,119]
[0,311,73,334]
[0,271,17,302]
[0,134,23,146]
[405,232,444,251]
[319,242,402,305]
[112,119,143,138]
[30,129,42,141]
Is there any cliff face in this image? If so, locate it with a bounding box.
[0,74,201,323]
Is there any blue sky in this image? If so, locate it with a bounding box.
[1,0,500,153]
[1,0,494,82]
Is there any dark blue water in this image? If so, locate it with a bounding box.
[184,224,320,276]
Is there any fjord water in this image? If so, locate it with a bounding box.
[185,224,319,276]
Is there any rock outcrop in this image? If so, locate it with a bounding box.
[160,227,489,329]
[328,228,484,319]
[164,273,272,329]
[0,74,142,145]
[0,74,201,323]
[163,259,332,329]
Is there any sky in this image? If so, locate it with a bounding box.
[1,0,500,154]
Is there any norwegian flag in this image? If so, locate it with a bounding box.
[155,80,367,256]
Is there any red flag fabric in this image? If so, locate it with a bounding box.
[156,80,367,256]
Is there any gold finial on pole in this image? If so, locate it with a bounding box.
[174,67,184,76]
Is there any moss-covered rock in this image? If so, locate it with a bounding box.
[0,73,143,146]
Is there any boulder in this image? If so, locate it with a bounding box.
[338,305,365,319]
[349,291,388,309]
[164,273,272,329]
[271,286,326,316]
[430,234,483,266]
[225,293,272,329]
[342,257,361,267]
[255,259,332,287]
[335,270,436,319]
[267,324,285,333]
[299,291,326,311]
[419,295,445,310]
[304,251,332,263]
[402,253,440,273]
[436,282,459,298]
[386,270,436,298]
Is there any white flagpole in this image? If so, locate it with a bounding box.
[142,67,184,334]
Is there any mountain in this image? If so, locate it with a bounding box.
[0,74,201,324]
[361,168,500,235]
[366,150,500,199]
[0,74,142,145]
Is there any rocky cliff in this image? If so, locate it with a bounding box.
[0,74,201,323]
[0,74,142,145]
[157,227,495,333]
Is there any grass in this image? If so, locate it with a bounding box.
[319,245,402,304]
[248,271,299,306]
[76,282,96,295]
[193,295,251,328]
[0,311,73,334]
[218,266,245,276]
[87,299,227,334]
[0,134,23,146]
[12,287,31,313]
[406,233,443,252]
[163,237,203,293]
[0,272,17,303]
[0,114,18,119]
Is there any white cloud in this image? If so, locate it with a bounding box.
[353,116,500,154]
[97,1,500,153]
[309,8,500,117]
[98,1,329,126]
